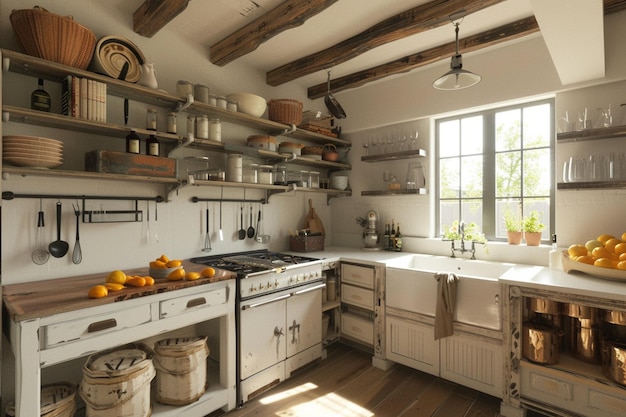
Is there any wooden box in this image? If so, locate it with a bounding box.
[289,235,324,252]
[85,150,176,178]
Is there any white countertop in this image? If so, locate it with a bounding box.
[298,246,626,303]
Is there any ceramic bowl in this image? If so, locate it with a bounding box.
[149,266,182,279]
[330,175,348,190]
[226,93,266,117]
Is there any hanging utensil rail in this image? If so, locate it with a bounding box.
[191,196,266,204]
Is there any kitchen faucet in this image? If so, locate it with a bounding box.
[449,220,476,260]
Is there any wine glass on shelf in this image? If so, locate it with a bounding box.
[409,129,419,150]
[386,133,395,154]
[397,130,408,151]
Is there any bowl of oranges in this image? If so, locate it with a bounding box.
[563,232,626,281]
[149,254,183,279]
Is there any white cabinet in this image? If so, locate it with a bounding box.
[386,314,439,375]
[340,263,376,347]
[3,278,236,417]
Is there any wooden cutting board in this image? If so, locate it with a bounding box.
[3,260,235,322]
[303,199,325,235]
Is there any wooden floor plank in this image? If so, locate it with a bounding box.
[432,392,474,417]
[398,378,456,417]
[370,370,437,417]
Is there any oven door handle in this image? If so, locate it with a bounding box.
[292,282,326,296]
[242,293,291,310]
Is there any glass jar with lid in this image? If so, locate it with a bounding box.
[176,80,193,98]
[227,99,238,112]
[243,163,258,183]
[196,115,209,139]
[273,164,287,185]
[258,165,273,185]
[309,171,320,188]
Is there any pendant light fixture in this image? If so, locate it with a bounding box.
[433,16,481,90]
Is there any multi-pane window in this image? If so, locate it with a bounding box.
[437,99,554,241]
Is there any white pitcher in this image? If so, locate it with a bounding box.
[137,63,158,89]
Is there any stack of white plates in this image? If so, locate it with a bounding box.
[3,135,64,168]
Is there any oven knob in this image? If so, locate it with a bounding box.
[289,277,294,284]
[250,284,256,292]
[274,279,279,288]
[259,282,265,290]
[267,281,272,289]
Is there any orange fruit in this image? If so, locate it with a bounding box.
[167,268,186,281]
[88,285,109,299]
[592,246,615,260]
[106,270,127,285]
[617,261,626,270]
[620,252,626,262]
[166,260,182,268]
[104,283,125,292]
[594,258,615,269]
[568,244,588,258]
[185,271,201,281]
[597,234,616,244]
[144,276,155,286]
[150,260,167,269]
[605,238,622,253]
[126,277,146,287]
[575,255,595,265]
[622,232,626,242]
[614,242,626,256]
[201,267,216,278]
[585,240,603,252]
[159,254,170,263]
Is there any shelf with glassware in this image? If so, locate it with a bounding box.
[556,124,626,143]
[360,148,427,196]
[557,180,626,190]
[361,148,426,162]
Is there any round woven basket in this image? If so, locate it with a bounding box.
[10,7,96,69]
[268,99,303,125]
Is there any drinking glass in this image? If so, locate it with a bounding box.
[568,156,588,182]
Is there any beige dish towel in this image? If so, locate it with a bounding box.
[434,272,459,340]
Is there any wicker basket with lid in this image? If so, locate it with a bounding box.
[268,99,303,125]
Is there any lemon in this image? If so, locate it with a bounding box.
[167,268,186,281]
[622,232,626,242]
[592,246,615,260]
[617,260,626,270]
[104,283,125,292]
[615,242,626,256]
[144,276,155,286]
[106,270,127,285]
[150,260,167,269]
[166,259,182,268]
[575,255,595,265]
[201,267,216,278]
[597,234,616,244]
[605,238,622,253]
[159,254,170,263]
[585,240,603,252]
[594,258,615,269]
[620,252,626,262]
[88,285,109,299]
[568,244,587,259]
[185,271,201,281]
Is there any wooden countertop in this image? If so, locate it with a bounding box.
[2,260,236,322]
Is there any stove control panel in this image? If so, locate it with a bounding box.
[241,264,322,299]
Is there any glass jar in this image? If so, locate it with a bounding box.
[216,96,227,109]
[243,163,258,183]
[146,108,157,131]
[258,165,273,185]
[193,84,209,103]
[226,154,243,182]
[176,80,193,98]
[166,112,177,134]
[309,171,320,188]
[196,115,208,139]
[208,119,221,142]
[300,170,309,187]
[227,99,238,112]
[273,164,287,185]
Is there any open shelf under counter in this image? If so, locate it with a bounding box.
[3,105,182,142]
[361,148,426,162]
[361,188,427,196]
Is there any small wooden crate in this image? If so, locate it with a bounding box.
[85,150,176,178]
[289,235,324,252]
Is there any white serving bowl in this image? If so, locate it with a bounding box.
[330,175,348,190]
[149,266,182,279]
[226,93,267,118]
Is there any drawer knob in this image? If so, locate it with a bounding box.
[187,297,207,308]
[87,318,117,333]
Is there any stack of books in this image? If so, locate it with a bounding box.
[62,76,107,122]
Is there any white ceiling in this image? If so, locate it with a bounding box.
[118,0,606,91]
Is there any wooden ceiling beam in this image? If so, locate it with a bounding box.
[267,0,504,86]
[307,16,539,99]
[133,0,189,38]
[210,0,339,66]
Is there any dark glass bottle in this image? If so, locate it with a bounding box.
[146,134,160,156]
[126,129,140,154]
[31,78,51,112]
[394,224,403,252]
[383,223,390,251]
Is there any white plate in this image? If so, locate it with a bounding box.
[3,151,62,161]
[3,147,63,158]
[3,135,64,149]
[3,144,63,154]
[561,250,626,282]
[3,155,63,168]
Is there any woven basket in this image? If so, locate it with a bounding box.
[10,7,96,69]
[268,99,303,125]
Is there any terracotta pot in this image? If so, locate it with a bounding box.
[524,232,542,246]
[507,231,522,245]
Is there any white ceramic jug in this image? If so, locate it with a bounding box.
[137,63,158,89]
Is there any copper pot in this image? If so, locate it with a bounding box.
[522,322,561,365]
[527,297,560,315]
[602,339,626,386]
[570,318,602,364]
[605,310,626,326]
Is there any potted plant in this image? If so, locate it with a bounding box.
[504,211,523,245]
[523,211,545,246]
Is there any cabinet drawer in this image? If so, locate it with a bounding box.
[341,284,374,310]
[160,287,228,318]
[341,312,373,345]
[341,264,374,289]
[43,304,151,348]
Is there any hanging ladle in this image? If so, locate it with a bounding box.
[48,201,69,258]
[238,204,246,240]
[324,70,346,119]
